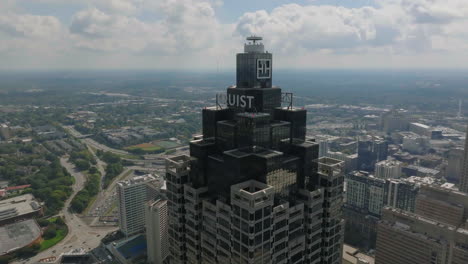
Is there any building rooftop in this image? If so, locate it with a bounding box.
[375,159,401,167]
[0,194,41,222]
[108,234,147,261]
[411,122,430,129]
[343,244,375,264]
[0,219,41,255]
[405,165,440,175]
[117,174,156,187]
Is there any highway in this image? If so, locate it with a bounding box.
[63,125,130,156]
[14,158,117,264]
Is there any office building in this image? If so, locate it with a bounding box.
[380,110,409,133]
[326,151,358,173]
[460,126,468,193]
[376,184,468,263]
[344,171,385,250]
[401,133,430,154]
[374,160,401,179]
[385,179,419,213]
[357,136,388,171]
[146,199,169,264]
[345,171,386,217]
[414,185,468,227]
[344,174,421,250]
[117,174,161,237]
[375,207,468,264]
[166,36,345,264]
[447,148,464,183]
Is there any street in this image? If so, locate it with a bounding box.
[12,158,117,264]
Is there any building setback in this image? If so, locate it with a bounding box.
[165,37,345,264]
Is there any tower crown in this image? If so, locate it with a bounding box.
[236,35,272,89]
[245,36,264,53]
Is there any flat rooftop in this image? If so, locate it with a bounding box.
[0,219,41,255]
[0,194,41,222]
[117,174,156,187]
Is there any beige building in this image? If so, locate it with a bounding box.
[376,207,468,264]
[146,199,168,264]
[415,185,468,227]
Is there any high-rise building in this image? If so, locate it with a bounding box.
[117,174,160,236]
[380,110,410,133]
[375,207,468,264]
[343,173,421,250]
[385,178,419,212]
[325,151,358,173]
[374,160,401,179]
[376,184,468,264]
[345,171,386,217]
[146,199,169,264]
[165,36,345,264]
[460,126,468,193]
[414,185,468,227]
[357,136,388,171]
[447,148,464,183]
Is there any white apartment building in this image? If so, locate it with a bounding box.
[117,174,160,236]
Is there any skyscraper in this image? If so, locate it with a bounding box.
[165,37,345,264]
[357,136,388,172]
[117,174,160,237]
[460,126,468,193]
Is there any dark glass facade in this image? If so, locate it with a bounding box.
[166,37,344,264]
[357,137,388,171]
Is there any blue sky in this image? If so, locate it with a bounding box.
[1,0,468,70]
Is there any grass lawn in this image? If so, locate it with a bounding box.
[124,143,164,153]
[118,153,141,160]
[154,140,181,149]
[39,227,68,251]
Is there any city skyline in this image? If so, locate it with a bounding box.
[2,0,468,70]
[1,2,468,263]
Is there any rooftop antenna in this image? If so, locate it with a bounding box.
[247,36,262,44]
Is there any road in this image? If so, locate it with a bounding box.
[87,168,133,226]
[62,125,130,156]
[14,158,117,264]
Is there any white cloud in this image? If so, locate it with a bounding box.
[2,0,468,69]
[69,0,223,54]
[0,14,61,38]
